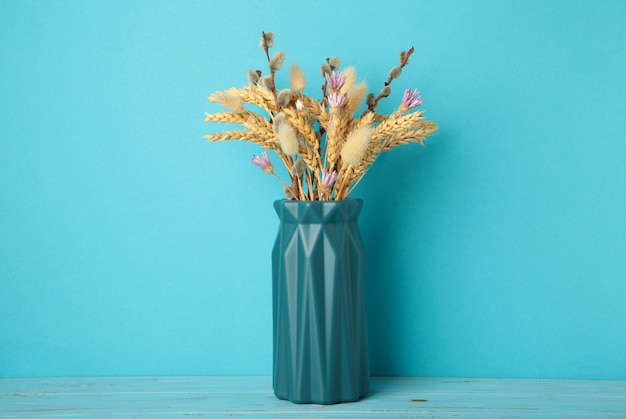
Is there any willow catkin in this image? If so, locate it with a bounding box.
[277,89,293,108]
[269,51,285,71]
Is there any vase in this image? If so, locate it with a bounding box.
[272,199,370,405]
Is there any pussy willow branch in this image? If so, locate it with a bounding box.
[385,46,414,86]
[368,46,415,112]
[261,31,280,112]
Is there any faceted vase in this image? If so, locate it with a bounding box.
[272,199,370,405]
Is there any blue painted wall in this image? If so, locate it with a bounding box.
[1,0,625,379]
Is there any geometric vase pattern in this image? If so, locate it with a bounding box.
[272,199,370,404]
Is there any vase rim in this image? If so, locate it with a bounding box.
[274,198,363,204]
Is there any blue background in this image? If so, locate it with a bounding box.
[1,0,625,379]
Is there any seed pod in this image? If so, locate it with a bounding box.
[320,63,332,76]
[328,57,340,70]
[379,86,391,98]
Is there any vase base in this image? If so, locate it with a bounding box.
[274,389,370,405]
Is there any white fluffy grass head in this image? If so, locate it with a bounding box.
[346,82,368,114]
[290,64,307,92]
[208,92,244,114]
[278,123,300,155]
[339,66,357,95]
[341,125,374,165]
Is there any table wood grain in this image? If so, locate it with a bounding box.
[1,376,625,417]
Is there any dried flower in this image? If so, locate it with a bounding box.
[325,71,347,92]
[328,92,346,109]
[251,151,274,174]
[208,92,244,114]
[260,31,274,49]
[341,125,374,165]
[277,123,300,155]
[400,88,423,112]
[269,51,285,72]
[290,64,307,92]
[320,170,338,188]
[204,34,439,201]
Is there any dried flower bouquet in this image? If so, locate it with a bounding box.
[204,31,438,201]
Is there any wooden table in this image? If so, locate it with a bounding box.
[1,376,625,417]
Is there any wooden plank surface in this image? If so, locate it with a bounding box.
[1,376,625,417]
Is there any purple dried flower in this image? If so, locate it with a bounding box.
[251,151,274,174]
[328,92,346,109]
[320,170,338,188]
[325,71,347,91]
[401,88,423,111]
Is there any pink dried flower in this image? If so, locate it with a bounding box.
[328,92,346,109]
[325,71,347,92]
[400,88,423,111]
[251,151,274,174]
[320,170,338,188]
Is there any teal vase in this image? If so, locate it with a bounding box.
[272,199,370,404]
